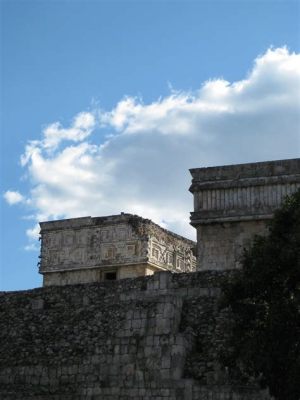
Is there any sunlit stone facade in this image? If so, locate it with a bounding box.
[39,213,196,286]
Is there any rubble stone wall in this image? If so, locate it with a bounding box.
[0,271,270,400]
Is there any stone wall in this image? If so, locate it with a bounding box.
[43,264,158,286]
[190,158,300,270]
[196,220,268,270]
[0,271,269,400]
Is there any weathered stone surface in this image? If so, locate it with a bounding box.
[190,158,300,270]
[0,271,270,399]
[39,213,196,286]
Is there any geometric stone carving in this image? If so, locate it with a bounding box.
[39,213,196,286]
[190,158,300,270]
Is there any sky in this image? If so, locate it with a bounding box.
[1,0,300,291]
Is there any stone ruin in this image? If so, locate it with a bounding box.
[190,158,300,270]
[39,158,300,286]
[0,158,299,399]
[39,213,196,287]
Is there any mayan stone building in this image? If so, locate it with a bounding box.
[39,213,196,286]
[2,158,300,400]
[190,158,300,270]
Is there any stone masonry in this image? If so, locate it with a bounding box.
[39,213,196,286]
[2,158,298,399]
[0,271,270,400]
[189,158,300,270]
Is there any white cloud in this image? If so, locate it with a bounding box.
[3,190,25,205]
[24,243,40,252]
[26,224,40,240]
[8,47,300,243]
[42,111,95,151]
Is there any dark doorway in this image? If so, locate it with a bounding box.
[104,272,117,280]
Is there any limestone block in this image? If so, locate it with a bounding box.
[31,298,44,310]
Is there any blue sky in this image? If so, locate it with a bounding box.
[1,0,300,291]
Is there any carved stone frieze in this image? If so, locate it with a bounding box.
[39,213,196,283]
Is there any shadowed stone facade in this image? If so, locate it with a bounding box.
[190,158,300,270]
[39,213,196,286]
[0,271,270,400]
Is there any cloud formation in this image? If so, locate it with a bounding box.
[5,47,300,246]
[3,190,25,205]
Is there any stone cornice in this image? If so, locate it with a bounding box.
[189,174,300,193]
[39,213,196,247]
[189,158,300,188]
[190,212,273,226]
